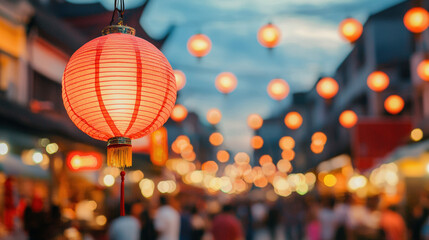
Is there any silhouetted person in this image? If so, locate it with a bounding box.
[108,203,141,240]
[212,205,243,240]
[154,196,180,240]
[267,206,278,240]
[140,208,157,240]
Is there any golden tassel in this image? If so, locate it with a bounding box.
[107,137,132,168]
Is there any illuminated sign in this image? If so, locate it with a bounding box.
[66,151,102,171]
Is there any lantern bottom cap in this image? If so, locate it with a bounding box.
[107,137,132,168]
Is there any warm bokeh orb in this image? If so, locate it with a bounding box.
[404,7,429,33]
[202,161,218,173]
[312,132,327,146]
[417,59,429,81]
[339,18,363,43]
[281,149,295,161]
[173,70,186,91]
[215,72,238,94]
[310,143,324,154]
[279,136,295,150]
[367,71,389,92]
[277,159,292,173]
[206,108,222,125]
[284,112,303,130]
[247,114,263,130]
[267,79,289,101]
[411,128,424,142]
[217,150,230,163]
[234,152,250,165]
[187,34,212,58]
[170,104,188,122]
[339,110,358,128]
[257,23,281,48]
[250,136,264,149]
[209,132,224,146]
[316,77,339,99]
[259,155,273,166]
[384,95,405,115]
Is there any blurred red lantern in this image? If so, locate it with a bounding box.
[339,18,363,43]
[62,26,176,169]
[339,110,358,128]
[384,95,404,115]
[187,34,212,58]
[316,77,339,99]
[66,151,102,171]
[215,72,237,94]
[404,7,429,33]
[173,70,186,90]
[258,23,281,48]
[367,71,389,92]
[267,78,289,101]
[251,136,264,149]
[150,127,168,166]
[284,112,303,130]
[209,132,224,146]
[171,104,188,122]
[206,108,222,125]
[247,114,263,130]
[417,59,429,81]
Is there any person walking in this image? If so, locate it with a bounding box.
[108,202,141,240]
[212,204,243,240]
[154,196,180,240]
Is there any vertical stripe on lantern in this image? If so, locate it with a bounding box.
[94,37,122,137]
[124,38,143,135]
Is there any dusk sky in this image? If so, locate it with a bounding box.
[68,0,403,155]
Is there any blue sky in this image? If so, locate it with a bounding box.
[68,0,403,156]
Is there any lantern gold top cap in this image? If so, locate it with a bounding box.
[108,137,131,146]
[102,25,135,36]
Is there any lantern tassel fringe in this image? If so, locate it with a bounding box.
[107,137,132,168]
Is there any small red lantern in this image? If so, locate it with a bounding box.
[171,104,188,122]
[267,78,289,101]
[316,77,339,99]
[247,114,263,130]
[384,95,404,115]
[404,7,429,33]
[339,18,363,43]
[215,72,237,94]
[258,23,281,48]
[339,110,358,128]
[284,112,303,130]
[367,71,389,92]
[206,108,222,125]
[173,70,186,91]
[417,59,429,81]
[187,34,212,58]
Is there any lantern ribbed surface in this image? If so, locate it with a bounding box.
[62,33,177,142]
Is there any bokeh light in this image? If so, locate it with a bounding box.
[217,150,230,163]
[267,79,289,101]
[247,114,263,130]
[187,34,212,58]
[209,132,224,146]
[403,7,429,33]
[215,72,237,94]
[257,23,281,48]
[367,71,389,92]
[411,128,423,142]
[206,108,222,125]
[171,104,188,122]
[250,136,264,149]
[339,110,358,128]
[417,59,429,81]
[316,77,339,99]
[384,95,404,115]
[284,112,303,130]
[173,70,186,90]
[339,18,363,43]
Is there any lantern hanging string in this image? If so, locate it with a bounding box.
[110,0,125,26]
[120,170,125,216]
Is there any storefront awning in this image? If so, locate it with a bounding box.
[0,154,49,179]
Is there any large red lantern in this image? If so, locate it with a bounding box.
[367,71,389,92]
[187,34,212,58]
[62,0,176,216]
[215,72,237,94]
[404,7,429,33]
[258,23,281,48]
[339,110,358,128]
[417,59,429,81]
[339,18,363,43]
[316,77,339,99]
[267,78,289,101]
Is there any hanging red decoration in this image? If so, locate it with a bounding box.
[187,34,212,58]
[62,0,176,216]
[338,18,363,43]
[258,23,281,48]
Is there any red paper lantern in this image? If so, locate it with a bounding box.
[417,59,429,81]
[267,78,289,101]
[339,18,363,43]
[62,27,176,169]
[384,95,404,115]
[316,77,339,99]
[404,7,429,33]
[187,34,212,58]
[258,23,281,48]
[367,71,389,92]
[215,72,237,94]
[339,110,358,128]
[284,112,303,130]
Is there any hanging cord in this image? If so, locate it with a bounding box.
[120,170,126,216]
[109,0,125,26]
